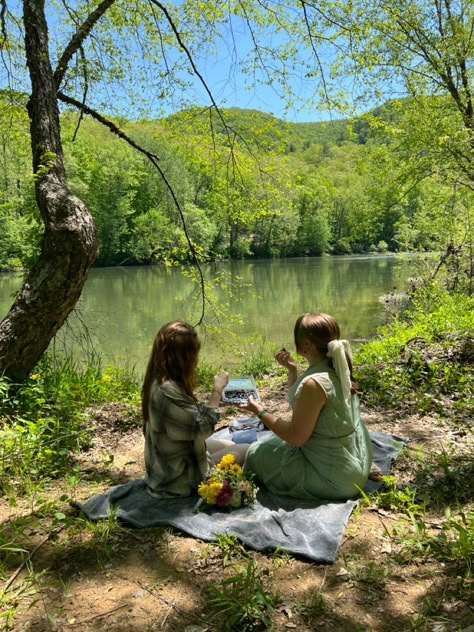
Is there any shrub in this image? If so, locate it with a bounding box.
[355,286,473,422]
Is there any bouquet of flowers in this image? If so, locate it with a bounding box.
[197,454,257,511]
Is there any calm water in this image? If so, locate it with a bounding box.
[0,256,416,373]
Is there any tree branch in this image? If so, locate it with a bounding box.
[54,0,116,88]
[71,45,88,141]
[148,0,241,181]
[300,0,330,103]
[57,90,207,323]
[0,0,7,47]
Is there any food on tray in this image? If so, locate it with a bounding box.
[222,376,260,404]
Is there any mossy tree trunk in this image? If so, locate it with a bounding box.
[0,0,97,379]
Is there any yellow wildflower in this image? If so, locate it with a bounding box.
[230,464,242,475]
[205,482,222,504]
[101,374,111,382]
[198,482,208,496]
[217,454,235,470]
[30,374,40,380]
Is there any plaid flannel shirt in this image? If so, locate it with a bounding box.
[144,380,220,497]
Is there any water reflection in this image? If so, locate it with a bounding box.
[0,256,415,372]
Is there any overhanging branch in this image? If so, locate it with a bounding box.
[148,0,242,180]
[300,0,330,104]
[57,90,207,324]
[54,0,116,88]
[71,45,88,141]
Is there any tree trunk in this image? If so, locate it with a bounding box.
[0,0,97,379]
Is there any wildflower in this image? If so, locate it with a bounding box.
[101,374,111,382]
[216,454,235,470]
[197,453,257,511]
[215,480,234,507]
[30,374,40,380]
[230,463,242,475]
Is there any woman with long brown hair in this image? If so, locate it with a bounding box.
[142,320,240,497]
[241,313,373,500]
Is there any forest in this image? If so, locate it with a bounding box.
[1,93,472,268]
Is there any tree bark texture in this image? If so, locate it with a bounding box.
[0,0,97,379]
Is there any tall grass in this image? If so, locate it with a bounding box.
[0,350,140,494]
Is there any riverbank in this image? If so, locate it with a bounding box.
[1,379,472,631]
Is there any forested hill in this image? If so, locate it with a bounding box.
[164,105,362,151]
[0,95,469,267]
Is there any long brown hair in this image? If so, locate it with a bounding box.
[294,312,357,391]
[142,321,201,424]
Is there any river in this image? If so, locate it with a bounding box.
[0,255,416,373]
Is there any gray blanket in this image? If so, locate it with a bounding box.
[76,430,404,563]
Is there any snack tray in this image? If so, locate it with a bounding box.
[222,376,259,404]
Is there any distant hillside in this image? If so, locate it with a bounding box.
[162,105,353,153]
[161,102,412,154]
[0,87,404,156]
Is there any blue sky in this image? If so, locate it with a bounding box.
[1,1,386,124]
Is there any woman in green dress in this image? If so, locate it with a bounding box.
[242,313,373,501]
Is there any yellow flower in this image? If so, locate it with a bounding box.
[198,482,208,496]
[206,482,222,504]
[217,454,235,470]
[230,464,242,475]
[101,374,111,382]
[198,480,223,504]
[30,374,40,380]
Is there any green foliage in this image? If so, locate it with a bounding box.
[195,359,220,391]
[355,285,474,421]
[2,88,472,267]
[214,532,250,566]
[347,560,390,586]
[395,509,474,584]
[270,546,292,568]
[233,336,275,378]
[368,475,423,517]
[0,351,140,493]
[207,559,278,631]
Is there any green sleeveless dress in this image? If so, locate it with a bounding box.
[244,359,373,500]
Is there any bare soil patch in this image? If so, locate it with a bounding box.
[1,384,473,631]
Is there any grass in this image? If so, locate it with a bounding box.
[363,475,425,517]
[393,509,474,586]
[0,350,141,496]
[207,559,279,631]
[214,532,250,566]
[297,586,328,623]
[355,286,474,423]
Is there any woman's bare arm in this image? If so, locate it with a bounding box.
[241,379,326,447]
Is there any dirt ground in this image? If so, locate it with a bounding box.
[1,382,473,632]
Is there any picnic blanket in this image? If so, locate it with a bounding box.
[76,425,405,563]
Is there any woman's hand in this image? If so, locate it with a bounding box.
[238,395,262,416]
[275,348,297,370]
[208,371,229,408]
[213,371,229,394]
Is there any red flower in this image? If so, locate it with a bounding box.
[215,480,234,507]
